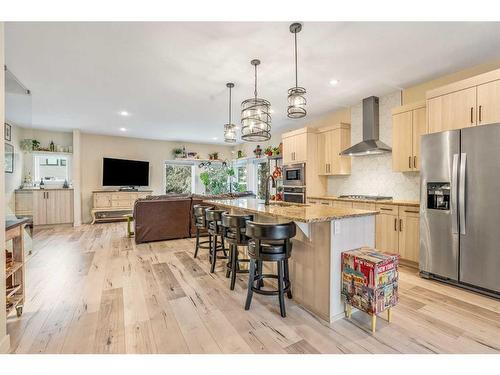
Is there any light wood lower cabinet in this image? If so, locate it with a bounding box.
[32,190,73,225]
[375,204,420,265]
[375,205,399,254]
[397,207,420,263]
[331,200,353,209]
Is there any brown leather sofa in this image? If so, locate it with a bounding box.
[133,192,254,244]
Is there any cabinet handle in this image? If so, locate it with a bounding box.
[470,107,474,124]
[394,217,397,231]
[404,210,419,214]
[479,105,482,123]
[399,219,403,232]
[413,156,417,169]
[408,156,411,169]
[380,207,392,211]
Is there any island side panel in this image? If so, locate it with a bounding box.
[330,215,376,322]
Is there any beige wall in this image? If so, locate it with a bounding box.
[80,132,233,223]
[5,124,24,215]
[1,21,11,354]
[402,57,500,104]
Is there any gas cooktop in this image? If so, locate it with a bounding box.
[338,195,393,201]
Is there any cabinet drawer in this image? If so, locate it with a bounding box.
[332,200,353,208]
[352,202,376,210]
[376,204,398,214]
[94,194,111,208]
[398,206,420,218]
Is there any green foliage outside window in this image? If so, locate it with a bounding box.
[165,164,192,194]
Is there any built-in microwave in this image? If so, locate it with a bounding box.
[283,163,306,186]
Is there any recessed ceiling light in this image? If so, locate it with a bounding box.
[212,137,218,140]
[119,127,127,132]
[270,109,275,114]
[329,79,339,86]
[119,110,130,116]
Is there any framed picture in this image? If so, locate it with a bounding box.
[5,143,14,173]
[4,123,11,142]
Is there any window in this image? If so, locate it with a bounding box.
[236,165,247,192]
[165,163,194,194]
[33,154,71,185]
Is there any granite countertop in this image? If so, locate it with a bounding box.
[308,195,420,207]
[203,198,378,223]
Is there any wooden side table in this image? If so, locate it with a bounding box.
[341,247,399,332]
[124,214,134,237]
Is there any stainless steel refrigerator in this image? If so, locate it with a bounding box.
[420,122,500,297]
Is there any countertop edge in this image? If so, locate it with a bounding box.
[307,196,420,207]
[204,199,378,223]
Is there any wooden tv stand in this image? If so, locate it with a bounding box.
[91,190,152,224]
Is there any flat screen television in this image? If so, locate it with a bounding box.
[102,157,149,187]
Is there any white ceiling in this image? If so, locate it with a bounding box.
[5,22,500,144]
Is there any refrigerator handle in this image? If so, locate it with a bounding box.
[451,153,459,234]
[459,153,467,235]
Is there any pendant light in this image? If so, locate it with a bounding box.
[241,59,271,142]
[223,82,237,143]
[287,22,307,119]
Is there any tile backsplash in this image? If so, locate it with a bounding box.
[327,91,420,201]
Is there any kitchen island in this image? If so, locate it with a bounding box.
[203,197,378,323]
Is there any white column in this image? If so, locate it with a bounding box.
[0,22,11,354]
[72,129,82,226]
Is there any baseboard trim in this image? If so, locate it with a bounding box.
[0,334,10,354]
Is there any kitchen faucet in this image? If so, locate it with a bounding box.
[264,173,276,206]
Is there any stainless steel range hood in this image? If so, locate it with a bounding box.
[340,96,392,156]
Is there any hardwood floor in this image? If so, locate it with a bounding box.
[6,223,500,354]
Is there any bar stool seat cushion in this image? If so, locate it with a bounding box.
[248,240,289,255]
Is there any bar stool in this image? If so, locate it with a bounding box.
[205,208,228,273]
[244,221,296,318]
[222,213,254,290]
[192,204,213,258]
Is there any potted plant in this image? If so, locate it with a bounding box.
[209,152,219,160]
[172,148,184,159]
[272,146,281,156]
[264,146,273,157]
[32,139,41,151]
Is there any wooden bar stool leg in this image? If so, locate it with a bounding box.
[387,308,392,323]
[225,244,233,278]
[277,260,286,318]
[371,314,377,333]
[194,228,200,258]
[245,259,256,310]
[230,245,238,290]
[210,234,218,273]
[284,259,292,299]
[256,261,264,289]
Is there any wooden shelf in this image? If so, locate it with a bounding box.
[6,284,22,299]
[5,261,23,279]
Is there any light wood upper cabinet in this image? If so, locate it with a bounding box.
[392,111,413,172]
[426,68,500,134]
[427,87,476,133]
[317,123,351,176]
[391,102,426,172]
[477,79,500,126]
[282,129,308,164]
[412,107,427,170]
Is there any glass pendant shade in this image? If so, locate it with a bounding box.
[241,59,271,142]
[287,22,307,119]
[287,86,307,118]
[224,123,237,143]
[223,82,237,143]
